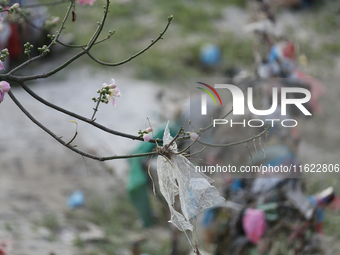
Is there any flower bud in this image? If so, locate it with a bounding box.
[109,78,116,89]
[190,132,199,141]
[143,134,151,142]
[145,127,153,133]
[0,81,10,92]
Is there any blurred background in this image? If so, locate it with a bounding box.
[0,0,340,254]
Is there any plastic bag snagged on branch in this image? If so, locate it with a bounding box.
[156,122,225,232]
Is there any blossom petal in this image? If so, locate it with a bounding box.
[114,88,120,97]
[143,134,151,142]
[190,132,199,141]
[0,81,10,92]
[112,97,116,107]
[0,60,4,70]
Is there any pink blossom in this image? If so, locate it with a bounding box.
[103,78,120,107]
[0,60,4,70]
[77,0,96,6]
[108,78,116,88]
[190,132,199,141]
[143,134,151,142]
[0,81,10,103]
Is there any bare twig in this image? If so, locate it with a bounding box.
[9,0,76,75]
[198,108,233,134]
[56,32,115,48]
[65,120,78,145]
[168,126,183,148]
[185,146,207,158]
[196,124,271,147]
[15,8,48,32]
[8,90,156,161]
[85,16,173,67]
[16,81,162,143]
[85,0,110,49]
[175,135,200,155]
[91,93,103,120]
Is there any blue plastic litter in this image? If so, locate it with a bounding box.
[67,190,85,208]
[268,45,279,62]
[231,179,243,192]
[200,44,221,66]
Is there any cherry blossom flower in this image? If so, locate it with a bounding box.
[190,132,199,141]
[143,134,151,142]
[77,0,96,6]
[103,78,120,106]
[0,81,10,103]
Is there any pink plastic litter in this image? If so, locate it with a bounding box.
[242,208,267,244]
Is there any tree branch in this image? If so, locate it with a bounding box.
[196,124,271,147]
[8,90,156,161]
[16,81,162,143]
[9,0,76,75]
[85,15,173,67]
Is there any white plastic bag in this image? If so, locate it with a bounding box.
[156,122,225,232]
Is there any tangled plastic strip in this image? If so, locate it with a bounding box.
[156,122,225,233]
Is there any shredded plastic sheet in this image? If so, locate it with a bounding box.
[157,122,225,232]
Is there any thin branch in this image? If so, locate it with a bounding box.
[8,90,156,161]
[176,109,233,142]
[56,32,114,49]
[199,108,233,134]
[7,6,172,81]
[16,81,162,143]
[175,136,200,155]
[196,124,271,147]
[86,0,110,49]
[65,121,78,145]
[85,15,173,67]
[91,93,103,120]
[9,0,75,75]
[167,126,183,148]
[15,9,48,32]
[56,39,87,48]
[8,51,87,81]
[245,142,253,165]
[185,146,207,157]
